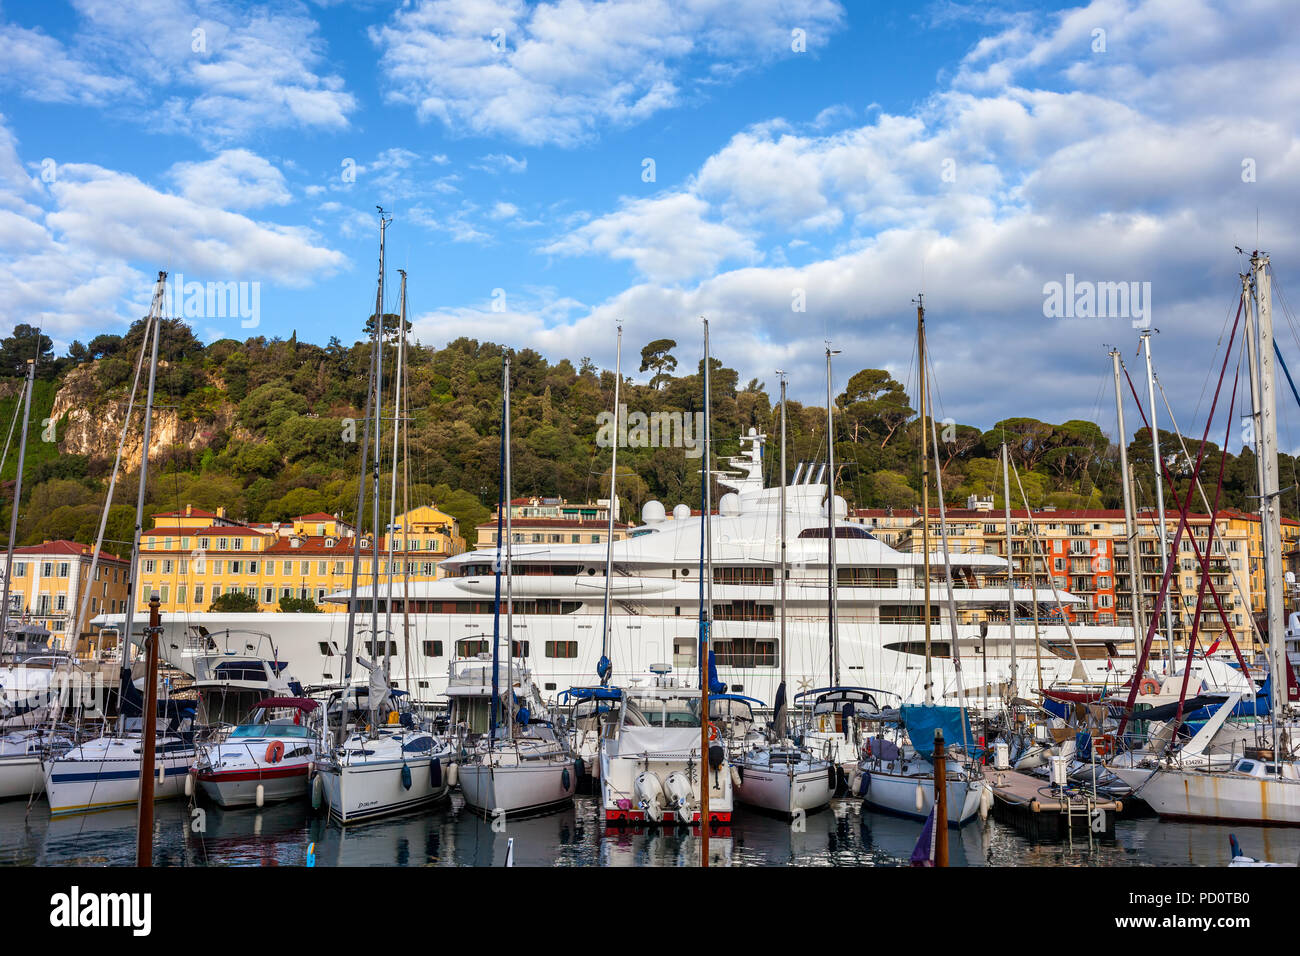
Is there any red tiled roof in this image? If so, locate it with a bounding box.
[293,512,337,521]
[11,540,126,562]
[143,525,267,538]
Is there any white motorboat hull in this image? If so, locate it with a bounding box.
[198,765,311,808]
[1136,768,1300,825]
[44,739,194,815]
[734,761,835,816]
[458,758,576,818]
[319,753,451,824]
[858,768,984,826]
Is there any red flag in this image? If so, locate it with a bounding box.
[1204,639,1221,656]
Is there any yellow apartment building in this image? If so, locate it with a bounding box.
[137,504,465,614]
[0,540,130,648]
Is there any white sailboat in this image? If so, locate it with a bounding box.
[318,215,454,824]
[734,372,835,817]
[458,353,576,819]
[45,273,202,816]
[852,296,983,826]
[1124,252,1300,825]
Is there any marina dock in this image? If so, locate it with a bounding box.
[984,767,1123,842]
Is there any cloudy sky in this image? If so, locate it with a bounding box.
[0,0,1296,437]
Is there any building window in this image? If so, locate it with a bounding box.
[263,587,274,603]
[144,560,156,574]
[230,560,242,574]
[194,585,204,605]
[58,562,69,578]
[713,638,776,668]
[177,585,186,604]
[12,563,24,577]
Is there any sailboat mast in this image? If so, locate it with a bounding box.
[1001,442,1016,703]
[337,227,383,748]
[1250,253,1287,728]
[370,208,390,728]
[504,355,515,732]
[120,274,166,684]
[1140,331,1175,671]
[0,353,36,645]
[700,317,712,866]
[1109,350,1146,651]
[918,296,933,705]
[825,345,840,685]
[384,270,406,684]
[600,326,622,684]
[779,373,788,701]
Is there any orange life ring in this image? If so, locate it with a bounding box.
[1093,734,1114,757]
[1139,678,1159,695]
[265,740,285,764]
[708,722,719,743]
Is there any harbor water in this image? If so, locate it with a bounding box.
[2,795,1295,867]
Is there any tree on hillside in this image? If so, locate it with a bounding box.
[837,369,913,446]
[639,339,677,389]
[0,324,55,378]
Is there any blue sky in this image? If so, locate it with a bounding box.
[0,0,1297,436]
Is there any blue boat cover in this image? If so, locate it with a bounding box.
[900,705,966,759]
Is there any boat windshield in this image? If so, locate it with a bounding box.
[229,723,315,739]
[623,693,701,729]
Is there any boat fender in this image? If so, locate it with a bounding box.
[311,773,322,810]
[562,767,571,791]
[708,744,725,769]
[829,763,838,792]
[184,767,196,797]
[266,740,285,764]
[430,757,442,790]
[401,763,412,791]
[979,784,992,821]
[574,755,586,779]
[730,766,742,788]
[255,783,265,808]
[915,783,925,812]
[857,770,871,796]
[447,761,459,788]
[158,763,165,785]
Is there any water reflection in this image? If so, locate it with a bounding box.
[0,795,1290,867]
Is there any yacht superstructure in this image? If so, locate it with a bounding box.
[94,433,1136,707]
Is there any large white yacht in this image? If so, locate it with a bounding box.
[93,433,1136,707]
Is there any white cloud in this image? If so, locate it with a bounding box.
[541,192,760,283]
[0,118,345,344]
[474,153,528,174]
[429,0,1300,427]
[0,0,356,140]
[370,0,846,146]
[168,149,292,209]
[489,201,519,220]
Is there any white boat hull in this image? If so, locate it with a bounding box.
[734,761,835,816]
[1136,768,1300,825]
[458,758,576,818]
[44,739,194,815]
[319,754,451,824]
[198,765,311,808]
[858,768,984,826]
[0,754,43,800]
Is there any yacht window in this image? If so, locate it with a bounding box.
[402,737,433,753]
[798,526,875,539]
